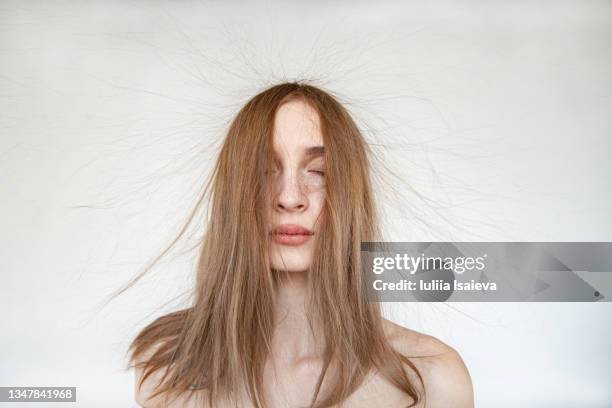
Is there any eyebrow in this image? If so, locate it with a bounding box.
[304,145,325,158]
[270,145,325,164]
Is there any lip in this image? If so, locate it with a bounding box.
[271,224,314,246]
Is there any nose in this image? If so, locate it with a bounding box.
[274,170,307,212]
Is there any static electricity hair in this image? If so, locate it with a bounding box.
[127,82,424,407]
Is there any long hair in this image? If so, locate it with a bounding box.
[128,82,423,407]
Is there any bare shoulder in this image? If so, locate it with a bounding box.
[382,319,474,408]
[133,341,204,408]
[135,340,200,408]
[133,341,169,408]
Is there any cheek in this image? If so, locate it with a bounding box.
[310,192,326,227]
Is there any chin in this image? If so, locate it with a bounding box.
[270,260,311,272]
[269,237,318,272]
[270,250,312,272]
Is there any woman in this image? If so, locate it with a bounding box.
[129,82,473,407]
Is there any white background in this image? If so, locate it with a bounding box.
[1,1,611,407]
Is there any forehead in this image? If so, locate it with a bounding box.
[272,99,323,154]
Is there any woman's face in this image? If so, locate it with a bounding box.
[268,99,326,272]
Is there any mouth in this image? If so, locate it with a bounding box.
[271,224,314,246]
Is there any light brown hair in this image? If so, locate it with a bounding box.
[127,82,423,407]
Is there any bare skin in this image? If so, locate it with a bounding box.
[134,270,473,407]
[134,307,474,408]
[134,100,473,407]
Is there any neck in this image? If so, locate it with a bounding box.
[270,270,324,363]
